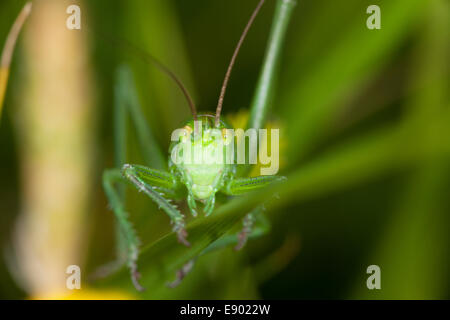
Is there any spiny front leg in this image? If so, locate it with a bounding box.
[122,164,190,247]
[102,169,145,291]
[172,216,190,247]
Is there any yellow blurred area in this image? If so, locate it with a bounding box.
[31,288,136,300]
[0,68,9,114]
[226,110,287,176]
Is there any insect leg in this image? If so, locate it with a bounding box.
[97,66,178,290]
[102,168,145,291]
[187,192,198,217]
[203,195,215,216]
[166,259,196,288]
[121,163,181,198]
[235,212,256,251]
[93,66,151,290]
[222,175,286,195]
[122,164,190,247]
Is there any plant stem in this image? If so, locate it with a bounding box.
[0,2,32,120]
[247,0,296,130]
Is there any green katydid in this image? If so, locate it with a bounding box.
[100,0,295,291]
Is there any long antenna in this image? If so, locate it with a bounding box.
[215,0,265,127]
[89,27,198,121]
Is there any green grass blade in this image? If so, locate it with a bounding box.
[115,65,166,170]
[281,0,428,163]
[247,0,296,130]
[0,2,32,121]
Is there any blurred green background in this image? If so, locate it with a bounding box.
[0,0,448,299]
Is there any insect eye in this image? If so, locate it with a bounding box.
[180,125,192,142]
[222,128,232,145]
